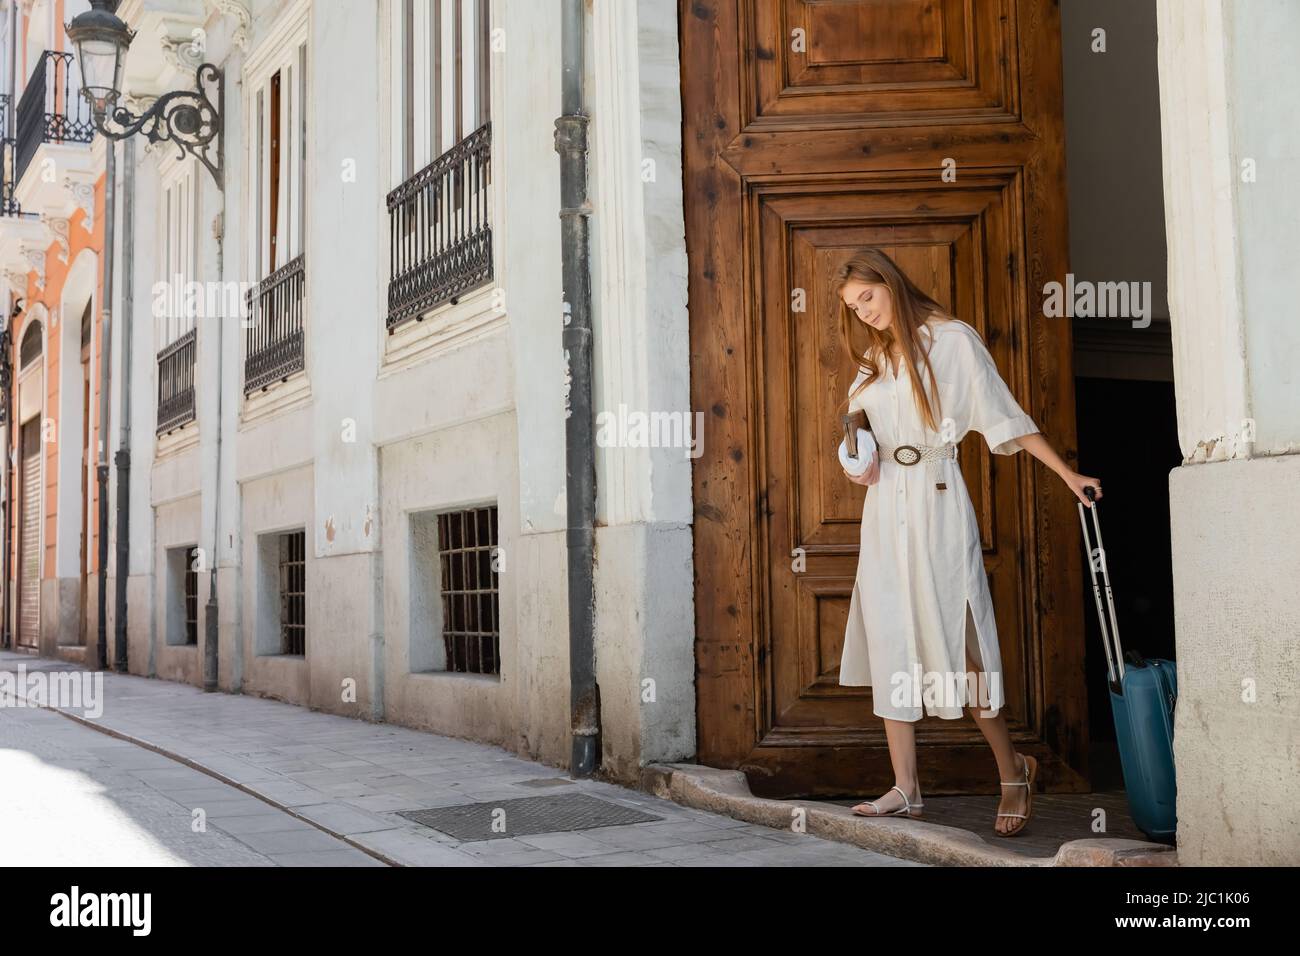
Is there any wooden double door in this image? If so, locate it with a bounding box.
[684,0,1089,796]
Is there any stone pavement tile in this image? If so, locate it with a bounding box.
[193,851,278,867]
[342,793,427,813]
[245,780,333,808]
[621,822,751,844]
[456,838,569,866]
[210,813,318,836]
[697,834,796,854]
[229,826,351,856]
[725,842,891,867]
[666,853,759,867]
[268,849,387,867]
[573,850,669,867]
[286,769,373,789]
[671,808,751,828]
[513,831,624,859]
[129,767,211,787]
[294,802,401,835]
[319,758,376,770]
[581,825,704,852]
[78,746,178,770]
[644,842,730,862]
[524,859,584,866]
[147,783,254,803]
[725,824,810,843]
[354,828,484,866]
[180,797,286,818]
[261,760,329,774]
[316,782,380,798]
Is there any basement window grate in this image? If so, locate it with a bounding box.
[397,792,664,842]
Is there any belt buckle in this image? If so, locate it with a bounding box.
[893,444,921,466]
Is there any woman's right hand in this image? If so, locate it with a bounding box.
[844,456,880,486]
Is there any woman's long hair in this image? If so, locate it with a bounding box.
[834,248,953,434]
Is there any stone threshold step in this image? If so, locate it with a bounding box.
[641,763,1178,868]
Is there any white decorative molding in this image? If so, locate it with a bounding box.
[158,27,205,75]
[64,177,96,232]
[209,0,251,51]
[23,246,46,291]
[6,269,30,299]
[123,93,160,114]
[41,216,70,264]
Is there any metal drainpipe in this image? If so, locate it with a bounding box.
[556,0,600,777]
[112,137,134,673]
[96,138,117,671]
[204,208,224,692]
[1,318,11,651]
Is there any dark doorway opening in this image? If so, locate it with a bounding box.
[1061,0,1180,789]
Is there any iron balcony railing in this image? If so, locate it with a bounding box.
[1,137,19,217]
[1,93,20,217]
[244,253,306,394]
[14,51,95,186]
[386,121,492,332]
[156,328,197,435]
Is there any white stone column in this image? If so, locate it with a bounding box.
[1158,0,1300,865]
[587,0,695,772]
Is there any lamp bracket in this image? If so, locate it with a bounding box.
[99,62,224,189]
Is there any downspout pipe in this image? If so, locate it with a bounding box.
[96,137,116,671]
[205,70,227,692]
[1,313,11,651]
[556,0,599,777]
[204,204,225,693]
[112,136,134,673]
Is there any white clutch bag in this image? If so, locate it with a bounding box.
[838,428,877,477]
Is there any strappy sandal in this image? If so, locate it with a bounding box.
[851,785,924,819]
[994,752,1038,837]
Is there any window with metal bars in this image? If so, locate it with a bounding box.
[185,547,200,645]
[436,505,499,675]
[279,530,306,655]
[386,0,493,331]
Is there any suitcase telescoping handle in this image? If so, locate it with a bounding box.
[1078,485,1126,688]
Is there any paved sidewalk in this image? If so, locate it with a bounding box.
[0,703,380,866]
[0,653,922,867]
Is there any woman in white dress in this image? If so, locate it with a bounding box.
[835,248,1102,837]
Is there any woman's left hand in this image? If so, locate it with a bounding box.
[1063,471,1103,507]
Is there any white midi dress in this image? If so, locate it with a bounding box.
[839,316,1040,721]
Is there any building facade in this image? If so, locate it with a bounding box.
[64,0,694,786]
[0,0,107,662]
[2,0,1295,868]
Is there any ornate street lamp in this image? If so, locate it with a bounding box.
[64,1,227,671]
[66,0,224,188]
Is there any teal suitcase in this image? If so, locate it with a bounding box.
[1079,487,1178,843]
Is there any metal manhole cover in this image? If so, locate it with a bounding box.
[397,792,663,841]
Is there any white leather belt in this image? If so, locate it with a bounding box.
[882,442,957,466]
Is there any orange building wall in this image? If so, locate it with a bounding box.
[6,172,107,610]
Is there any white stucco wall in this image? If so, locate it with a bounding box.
[108,0,695,784]
[1158,0,1300,865]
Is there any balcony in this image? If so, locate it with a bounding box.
[386,122,492,332]
[14,51,95,188]
[1,94,20,217]
[244,254,306,394]
[156,328,197,435]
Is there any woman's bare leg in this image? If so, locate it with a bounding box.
[851,717,922,814]
[962,639,1029,833]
